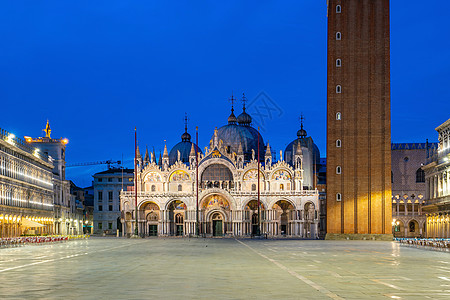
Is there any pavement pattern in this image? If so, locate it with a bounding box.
[0,238,449,299]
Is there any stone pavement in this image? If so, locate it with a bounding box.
[0,238,449,299]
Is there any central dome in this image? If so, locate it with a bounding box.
[215,124,265,162]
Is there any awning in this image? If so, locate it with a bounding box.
[21,218,45,228]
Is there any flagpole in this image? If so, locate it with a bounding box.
[134,127,138,236]
[257,127,261,236]
[195,126,199,237]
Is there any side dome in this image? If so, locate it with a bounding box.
[169,130,201,165]
[284,119,320,189]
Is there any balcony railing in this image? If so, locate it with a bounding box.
[0,128,49,162]
[121,187,318,198]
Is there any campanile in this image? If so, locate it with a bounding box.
[326,0,392,237]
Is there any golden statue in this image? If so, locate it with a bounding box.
[43,120,51,138]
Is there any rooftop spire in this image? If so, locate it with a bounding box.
[163,140,169,157]
[144,145,150,163]
[265,142,272,157]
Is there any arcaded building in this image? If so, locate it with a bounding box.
[423,118,450,238]
[121,102,320,237]
[391,142,438,238]
[0,128,54,237]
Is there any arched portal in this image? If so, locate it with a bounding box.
[245,200,266,235]
[272,200,295,235]
[167,200,187,236]
[140,201,160,236]
[201,194,231,236]
[212,212,223,236]
[408,219,420,238]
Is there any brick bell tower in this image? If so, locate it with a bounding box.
[326,0,392,238]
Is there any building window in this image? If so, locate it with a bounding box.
[251,184,256,191]
[336,139,341,147]
[280,184,284,191]
[151,185,156,192]
[108,191,113,201]
[98,178,103,182]
[336,166,342,174]
[108,177,112,182]
[178,184,182,191]
[109,205,113,211]
[108,222,113,230]
[119,178,122,182]
[336,59,342,67]
[98,222,102,230]
[336,5,341,13]
[336,32,341,40]
[336,112,341,120]
[404,157,409,162]
[336,193,342,201]
[98,205,103,211]
[336,85,342,93]
[98,191,103,202]
[416,168,425,183]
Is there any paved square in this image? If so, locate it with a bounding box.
[1,238,449,299]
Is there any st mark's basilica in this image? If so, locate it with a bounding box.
[120,96,321,238]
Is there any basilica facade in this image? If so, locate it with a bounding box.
[120,101,320,238]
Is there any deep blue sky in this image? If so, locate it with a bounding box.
[1,1,449,187]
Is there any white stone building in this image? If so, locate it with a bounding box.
[423,118,450,237]
[0,127,54,237]
[121,101,320,238]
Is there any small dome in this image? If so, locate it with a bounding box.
[297,128,307,138]
[237,111,252,126]
[181,131,191,142]
[228,111,237,124]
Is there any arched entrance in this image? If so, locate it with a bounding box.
[201,194,231,236]
[212,212,223,236]
[140,201,160,236]
[245,200,266,236]
[273,200,295,235]
[167,200,187,236]
[408,220,420,238]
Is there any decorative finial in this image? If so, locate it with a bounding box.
[184,113,189,133]
[43,120,51,139]
[300,113,305,130]
[241,93,247,111]
[229,92,236,113]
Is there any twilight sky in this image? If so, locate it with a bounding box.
[1,1,449,187]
